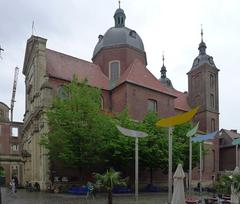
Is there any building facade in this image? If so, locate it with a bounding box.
[0,102,23,186]
[21,6,220,189]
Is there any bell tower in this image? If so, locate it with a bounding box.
[187,29,220,133]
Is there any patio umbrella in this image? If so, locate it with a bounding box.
[171,164,185,204]
[231,166,240,204]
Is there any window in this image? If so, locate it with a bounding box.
[0,109,3,119]
[11,127,18,137]
[210,94,214,108]
[211,119,216,132]
[11,144,19,151]
[147,99,157,112]
[109,61,120,81]
[210,74,215,89]
[58,86,68,100]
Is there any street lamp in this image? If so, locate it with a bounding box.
[156,106,199,204]
[116,125,148,202]
[191,131,218,202]
[186,122,199,196]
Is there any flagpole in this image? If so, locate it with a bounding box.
[199,142,203,200]
[135,136,139,202]
[168,127,173,204]
[189,136,192,195]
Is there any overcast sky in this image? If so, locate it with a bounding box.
[0,0,240,131]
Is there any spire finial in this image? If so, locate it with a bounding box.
[162,51,165,66]
[201,24,203,42]
[118,0,121,8]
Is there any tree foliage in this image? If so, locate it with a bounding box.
[41,76,115,169]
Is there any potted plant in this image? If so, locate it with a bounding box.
[94,168,128,204]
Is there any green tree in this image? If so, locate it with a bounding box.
[94,168,127,204]
[41,76,115,175]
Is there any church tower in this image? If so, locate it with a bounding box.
[187,29,219,133]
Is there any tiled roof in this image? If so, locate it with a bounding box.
[45,49,190,111]
[223,129,240,140]
[117,59,177,97]
[46,49,109,90]
[172,90,191,112]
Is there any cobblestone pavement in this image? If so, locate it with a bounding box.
[1,188,169,204]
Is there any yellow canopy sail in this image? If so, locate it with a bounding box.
[156,106,199,128]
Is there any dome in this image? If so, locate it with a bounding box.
[93,27,145,58]
[92,7,145,58]
[160,77,173,88]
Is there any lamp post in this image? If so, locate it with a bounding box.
[116,125,148,202]
[232,138,240,168]
[186,122,199,196]
[191,131,218,202]
[156,106,199,204]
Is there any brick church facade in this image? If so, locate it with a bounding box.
[21,6,219,189]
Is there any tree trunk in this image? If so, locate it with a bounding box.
[150,167,153,185]
[108,190,113,204]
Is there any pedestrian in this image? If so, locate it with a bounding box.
[10,178,16,194]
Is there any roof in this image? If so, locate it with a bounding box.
[46,49,109,90]
[45,49,191,111]
[93,26,145,58]
[172,90,191,112]
[222,129,240,140]
[117,59,177,97]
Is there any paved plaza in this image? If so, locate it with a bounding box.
[1,188,169,204]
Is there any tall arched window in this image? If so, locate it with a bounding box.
[211,118,216,132]
[109,61,120,81]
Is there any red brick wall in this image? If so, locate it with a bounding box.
[93,46,146,78]
[219,146,236,171]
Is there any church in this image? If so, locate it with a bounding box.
[21,5,219,189]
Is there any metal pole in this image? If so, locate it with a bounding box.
[0,183,2,204]
[199,142,203,199]
[135,137,139,202]
[236,144,239,168]
[168,127,173,204]
[189,136,192,196]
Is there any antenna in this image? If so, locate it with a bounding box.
[10,67,19,121]
[201,24,203,42]
[118,0,121,8]
[0,45,4,59]
[32,21,36,35]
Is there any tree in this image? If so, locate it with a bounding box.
[94,168,127,204]
[41,76,115,176]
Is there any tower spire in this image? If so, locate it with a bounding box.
[198,25,206,55]
[161,52,166,79]
[118,0,121,8]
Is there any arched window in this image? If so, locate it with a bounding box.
[210,94,214,108]
[147,99,157,112]
[109,61,120,81]
[58,86,68,100]
[211,118,216,132]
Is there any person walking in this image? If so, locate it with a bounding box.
[10,178,16,194]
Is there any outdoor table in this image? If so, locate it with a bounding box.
[185,198,200,204]
[204,197,218,204]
